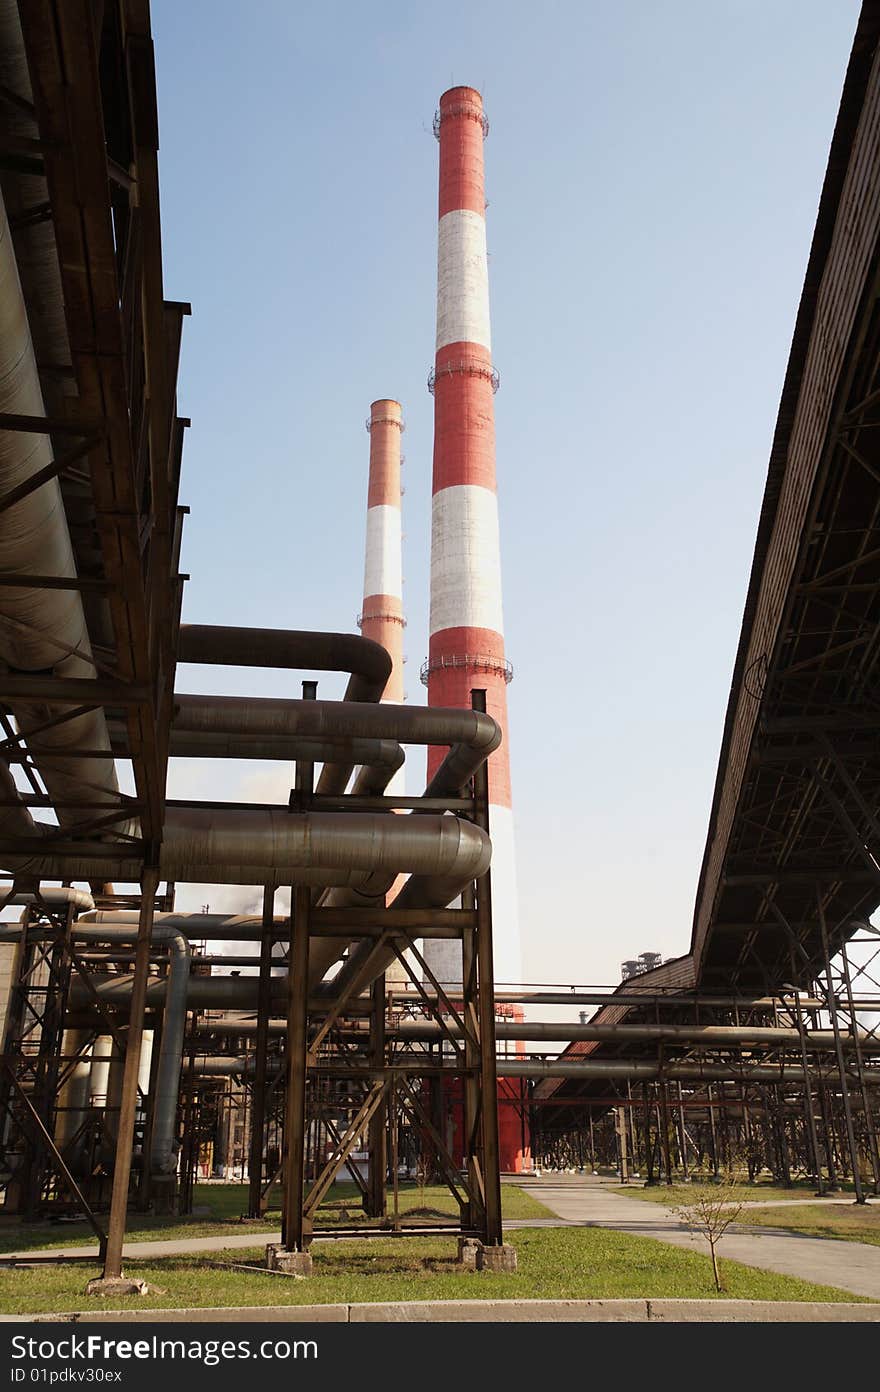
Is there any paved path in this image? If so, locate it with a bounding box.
[526,1176,880,1300]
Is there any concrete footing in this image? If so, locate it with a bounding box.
[457,1237,481,1270]
[85,1277,148,1298]
[476,1244,518,1273]
[265,1244,313,1276]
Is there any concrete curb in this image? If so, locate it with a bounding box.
[10,1298,880,1323]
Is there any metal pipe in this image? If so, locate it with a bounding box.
[0,882,94,910]
[246,887,274,1218]
[170,693,499,790]
[127,726,406,771]
[0,187,121,830]
[177,625,391,702]
[188,1017,880,1050]
[177,625,391,803]
[189,1055,880,1086]
[1,806,491,894]
[102,871,159,1280]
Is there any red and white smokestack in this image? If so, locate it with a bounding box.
[423,87,521,989]
[360,393,407,918]
[360,398,405,713]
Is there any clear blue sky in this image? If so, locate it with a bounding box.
[151,0,862,984]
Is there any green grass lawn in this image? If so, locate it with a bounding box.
[0,1227,868,1315]
[0,1181,553,1254]
[612,1179,860,1205]
[735,1202,880,1247]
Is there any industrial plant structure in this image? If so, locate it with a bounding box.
[0,0,877,1299]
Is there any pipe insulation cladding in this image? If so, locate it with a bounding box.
[0,190,121,828]
[0,806,491,890]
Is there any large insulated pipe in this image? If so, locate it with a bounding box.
[0,191,121,829]
[0,882,94,911]
[424,86,520,989]
[177,625,391,703]
[169,694,499,787]
[2,806,491,891]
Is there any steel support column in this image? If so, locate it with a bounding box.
[818,895,864,1201]
[471,689,503,1246]
[281,881,311,1251]
[246,886,275,1218]
[102,867,159,1280]
[365,974,387,1218]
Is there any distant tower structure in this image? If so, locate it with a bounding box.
[359,398,405,717]
[422,86,521,990]
[620,952,664,982]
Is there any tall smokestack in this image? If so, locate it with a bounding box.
[423,87,521,989]
[359,400,408,961]
[359,399,405,714]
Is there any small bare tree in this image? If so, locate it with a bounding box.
[415,1149,431,1210]
[674,1180,745,1292]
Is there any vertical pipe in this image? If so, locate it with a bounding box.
[708,1084,719,1178]
[471,687,503,1246]
[642,1084,655,1184]
[659,1076,673,1185]
[391,1082,400,1229]
[282,882,311,1251]
[677,1083,689,1180]
[366,974,387,1218]
[103,867,159,1279]
[281,680,315,1252]
[817,897,864,1202]
[461,881,480,1227]
[246,886,275,1218]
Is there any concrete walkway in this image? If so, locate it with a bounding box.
[3,1178,880,1300]
[526,1176,880,1300]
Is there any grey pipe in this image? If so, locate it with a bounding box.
[188,1017,880,1051]
[177,625,392,802]
[188,1055,880,1087]
[177,625,391,702]
[0,882,94,911]
[159,729,405,770]
[0,188,120,830]
[0,807,490,900]
[171,693,499,784]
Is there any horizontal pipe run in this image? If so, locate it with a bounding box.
[152,730,405,770]
[187,1017,880,1050]
[1,807,490,889]
[189,1055,880,1086]
[177,625,391,702]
